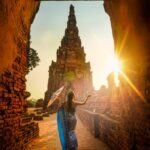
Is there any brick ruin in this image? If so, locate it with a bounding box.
[0,1,149,150]
[0,1,40,149]
[43,5,93,109]
[78,1,150,150]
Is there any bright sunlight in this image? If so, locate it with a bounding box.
[106,56,121,87]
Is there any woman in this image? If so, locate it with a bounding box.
[57,90,91,150]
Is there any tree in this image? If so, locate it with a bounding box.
[27,47,40,72]
[26,98,37,107]
[35,98,44,108]
[24,91,31,99]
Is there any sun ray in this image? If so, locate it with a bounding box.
[117,26,131,56]
[120,70,145,102]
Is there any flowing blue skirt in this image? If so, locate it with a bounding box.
[57,107,67,150]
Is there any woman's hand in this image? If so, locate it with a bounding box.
[73,95,92,105]
[86,95,91,99]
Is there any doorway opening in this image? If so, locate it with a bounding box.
[26,1,115,101]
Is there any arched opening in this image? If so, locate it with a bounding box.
[25,2,115,149]
[0,1,149,149]
[26,1,115,100]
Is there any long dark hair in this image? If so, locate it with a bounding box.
[67,91,74,111]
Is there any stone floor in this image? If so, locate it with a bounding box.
[27,114,110,150]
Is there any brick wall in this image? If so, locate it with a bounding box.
[78,96,150,150]
[77,109,100,138]
[0,43,39,150]
[0,1,40,149]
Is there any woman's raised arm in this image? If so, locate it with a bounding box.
[73,95,91,105]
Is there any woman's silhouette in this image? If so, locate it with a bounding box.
[57,87,91,150]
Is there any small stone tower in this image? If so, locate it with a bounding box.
[43,5,93,109]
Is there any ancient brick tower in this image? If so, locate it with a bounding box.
[43,5,93,109]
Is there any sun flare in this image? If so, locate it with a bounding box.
[106,56,121,87]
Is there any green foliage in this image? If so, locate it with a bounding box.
[24,91,31,99]
[63,71,75,81]
[27,48,40,72]
[27,98,36,107]
[35,98,44,108]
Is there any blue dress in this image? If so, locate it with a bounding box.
[57,105,68,150]
[57,105,78,150]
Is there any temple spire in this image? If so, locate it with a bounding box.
[70,4,75,15]
[43,5,93,108]
[67,4,77,30]
[61,4,81,48]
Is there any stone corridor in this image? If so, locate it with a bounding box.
[27,114,109,150]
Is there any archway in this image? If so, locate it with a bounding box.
[25,2,114,149]
[0,1,150,149]
[26,1,114,101]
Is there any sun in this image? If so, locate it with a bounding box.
[107,56,121,86]
[112,58,121,73]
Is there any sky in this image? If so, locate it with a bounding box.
[26,1,114,100]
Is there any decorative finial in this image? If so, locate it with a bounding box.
[70,4,74,14]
